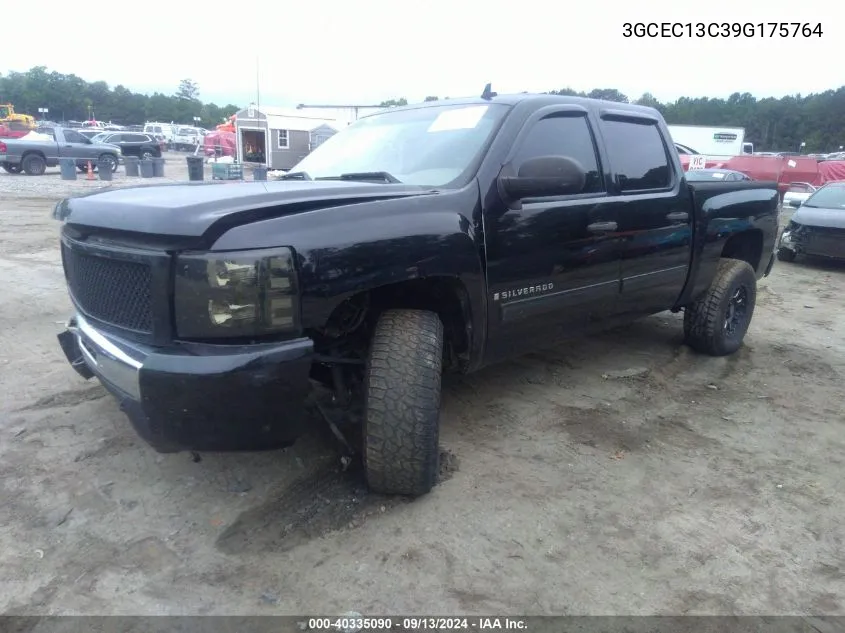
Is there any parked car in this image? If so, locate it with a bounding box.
[78,130,102,141]
[684,168,752,182]
[53,94,779,497]
[90,131,162,159]
[778,181,845,262]
[0,127,120,175]
[782,182,818,208]
[173,126,203,151]
[143,122,176,147]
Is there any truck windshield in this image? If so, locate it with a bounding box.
[289,103,509,187]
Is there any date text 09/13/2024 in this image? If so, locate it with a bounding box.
[622,22,823,38]
[307,617,528,630]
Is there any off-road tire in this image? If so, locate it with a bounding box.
[1,162,22,174]
[363,309,443,497]
[777,247,796,262]
[21,153,46,176]
[683,257,757,357]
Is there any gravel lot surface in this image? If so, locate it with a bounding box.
[0,179,843,616]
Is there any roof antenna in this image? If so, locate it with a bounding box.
[480,83,497,100]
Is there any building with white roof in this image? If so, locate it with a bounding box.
[233,103,386,170]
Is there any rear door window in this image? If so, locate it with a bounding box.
[63,130,87,143]
[601,119,672,192]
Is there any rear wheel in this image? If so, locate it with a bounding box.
[683,258,757,357]
[363,309,443,497]
[21,154,46,176]
[777,247,796,262]
[1,162,22,174]
[141,150,154,160]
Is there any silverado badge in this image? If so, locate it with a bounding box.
[493,283,554,301]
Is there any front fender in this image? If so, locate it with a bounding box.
[210,188,486,359]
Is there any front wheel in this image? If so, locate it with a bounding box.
[363,309,443,497]
[683,258,757,357]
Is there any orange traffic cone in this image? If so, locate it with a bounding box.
[86,160,94,181]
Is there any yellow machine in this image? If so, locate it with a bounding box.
[0,104,36,128]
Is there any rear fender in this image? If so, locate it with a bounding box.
[676,183,778,307]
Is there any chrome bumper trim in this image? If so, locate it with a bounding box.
[69,314,143,400]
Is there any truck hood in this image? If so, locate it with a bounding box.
[792,205,845,229]
[55,180,436,237]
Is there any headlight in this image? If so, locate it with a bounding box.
[52,198,69,221]
[174,247,298,339]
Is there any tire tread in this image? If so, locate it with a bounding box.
[683,257,757,356]
[363,309,443,497]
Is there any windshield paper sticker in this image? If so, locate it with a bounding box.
[787,159,797,168]
[688,156,706,170]
[427,106,489,133]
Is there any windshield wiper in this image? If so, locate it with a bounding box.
[279,171,312,180]
[316,171,402,184]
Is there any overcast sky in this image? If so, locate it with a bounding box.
[2,0,838,108]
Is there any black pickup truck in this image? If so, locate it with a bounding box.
[54,92,779,497]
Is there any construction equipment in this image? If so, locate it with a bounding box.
[0,104,36,128]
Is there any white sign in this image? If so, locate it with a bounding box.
[787,159,797,168]
[427,105,488,133]
[688,156,707,170]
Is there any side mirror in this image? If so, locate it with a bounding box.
[499,155,587,201]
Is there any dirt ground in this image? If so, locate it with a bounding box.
[0,169,843,616]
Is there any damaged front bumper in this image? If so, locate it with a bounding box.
[779,226,845,259]
[58,313,315,453]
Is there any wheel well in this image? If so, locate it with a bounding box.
[21,150,45,161]
[318,277,473,367]
[721,230,763,271]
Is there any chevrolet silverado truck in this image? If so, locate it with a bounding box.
[0,127,121,175]
[53,92,780,497]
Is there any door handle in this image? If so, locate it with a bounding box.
[587,221,618,233]
[666,212,689,222]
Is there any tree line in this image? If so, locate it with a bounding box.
[0,67,239,129]
[381,86,845,153]
[1,67,842,151]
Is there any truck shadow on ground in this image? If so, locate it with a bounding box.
[215,315,690,556]
[215,446,459,555]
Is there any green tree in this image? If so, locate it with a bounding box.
[175,78,200,101]
[2,67,844,151]
[0,67,238,128]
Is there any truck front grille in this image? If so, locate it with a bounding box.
[62,243,153,333]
